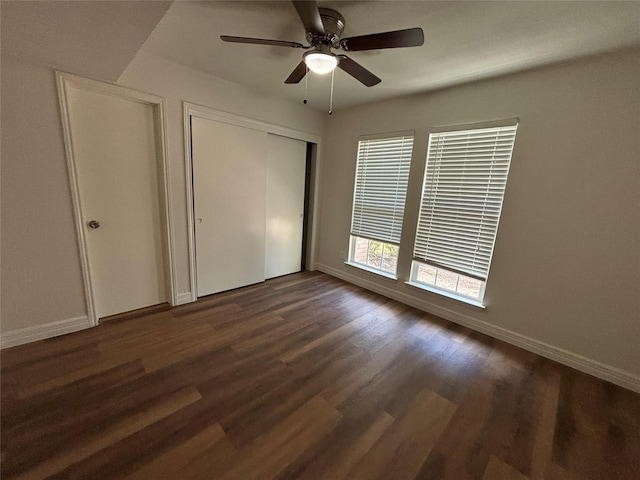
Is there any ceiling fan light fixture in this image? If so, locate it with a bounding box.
[303,51,338,74]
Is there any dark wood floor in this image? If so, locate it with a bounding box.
[1,271,638,480]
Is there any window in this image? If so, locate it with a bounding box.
[410,122,518,304]
[349,133,414,277]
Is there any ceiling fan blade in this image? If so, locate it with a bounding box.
[285,61,308,84]
[220,35,307,49]
[338,56,381,87]
[340,27,424,51]
[291,1,325,36]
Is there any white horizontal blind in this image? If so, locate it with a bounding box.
[414,124,517,280]
[351,134,414,245]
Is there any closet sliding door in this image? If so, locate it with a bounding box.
[191,117,267,297]
[265,134,307,279]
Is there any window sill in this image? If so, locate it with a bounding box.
[345,261,398,281]
[405,281,486,309]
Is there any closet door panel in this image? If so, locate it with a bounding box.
[192,117,267,297]
[265,134,307,279]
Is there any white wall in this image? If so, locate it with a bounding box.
[0,52,326,340]
[316,48,640,386]
[1,60,88,333]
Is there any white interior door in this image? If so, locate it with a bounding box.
[192,117,267,297]
[265,134,307,279]
[67,87,167,318]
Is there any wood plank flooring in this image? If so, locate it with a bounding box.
[1,271,639,479]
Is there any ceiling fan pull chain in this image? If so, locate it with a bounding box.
[329,69,335,115]
[304,65,308,104]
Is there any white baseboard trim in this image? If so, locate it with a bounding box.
[175,292,194,306]
[316,263,640,393]
[1,316,92,349]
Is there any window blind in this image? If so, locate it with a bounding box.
[350,134,414,245]
[413,124,517,280]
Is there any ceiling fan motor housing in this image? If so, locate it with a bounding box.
[306,8,345,47]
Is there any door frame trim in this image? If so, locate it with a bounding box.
[56,71,178,326]
[183,102,322,302]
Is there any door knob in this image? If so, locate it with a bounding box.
[196,218,203,224]
[87,220,100,229]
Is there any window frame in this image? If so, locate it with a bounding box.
[347,235,399,279]
[408,261,487,307]
[410,119,518,305]
[347,131,414,278]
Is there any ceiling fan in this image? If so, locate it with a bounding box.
[220,0,424,87]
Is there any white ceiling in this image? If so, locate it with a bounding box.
[1,0,172,81]
[2,1,638,112]
[140,1,640,112]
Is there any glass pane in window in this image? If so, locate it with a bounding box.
[416,263,437,284]
[457,276,482,299]
[367,240,383,269]
[435,269,458,290]
[353,236,369,265]
[381,243,398,274]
